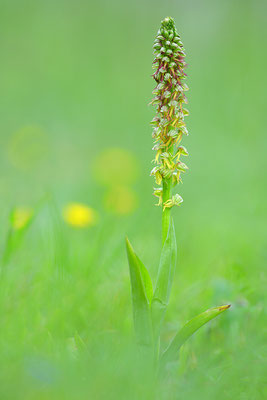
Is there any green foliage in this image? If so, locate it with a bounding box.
[161,305,230,366]
[136,254,153,305]
[125,237,153,347]
[2,207,35,265]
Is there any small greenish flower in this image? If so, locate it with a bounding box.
[163,193,183,211]
[153,187,163,206]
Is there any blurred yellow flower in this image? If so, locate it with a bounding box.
[10,207,33,230]
[104,186,138,215]
[63,203,98,228]
[92,148,139,186]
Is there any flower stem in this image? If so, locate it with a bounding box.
[162,178,172,246]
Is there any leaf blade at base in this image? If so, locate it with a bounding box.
[161,304,231,366]
[125,237,153,347]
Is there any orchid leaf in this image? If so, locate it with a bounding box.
[126,237,153,347]
[136,254,153,304]
[161,305,231,366]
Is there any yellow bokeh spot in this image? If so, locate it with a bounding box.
[63,203,98,228]
[92,148,139,186]
[104,186,138,215]
[10,207,33,230]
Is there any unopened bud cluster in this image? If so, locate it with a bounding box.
[150,17,189,209]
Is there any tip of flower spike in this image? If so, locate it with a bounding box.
[161,17,175,31]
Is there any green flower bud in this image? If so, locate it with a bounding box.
[162,56,170,63]
[164,91,171,99]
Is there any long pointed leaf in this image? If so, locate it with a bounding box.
[151,218,177,339]
[161,304,230,365]
[126,237,153,347]
[136,254,153,304]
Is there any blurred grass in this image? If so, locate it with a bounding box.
[0,0,266,398]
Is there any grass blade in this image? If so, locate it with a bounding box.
[126,237,153,347]
[161,304,231,366]
[2,207,35,266]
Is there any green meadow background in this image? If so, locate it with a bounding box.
[0,0,266,398]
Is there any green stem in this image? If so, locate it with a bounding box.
[162,178,172,246]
